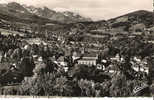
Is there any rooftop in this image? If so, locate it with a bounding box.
[73,51,98,61]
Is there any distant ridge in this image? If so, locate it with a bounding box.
[107,10,154,31]
[0,2,92,24]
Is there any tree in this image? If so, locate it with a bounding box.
[53,76,73,96]
[20,73,54,96]
[20,72,73,96]
[77,79,96,97]
[18,57,35,77]
[68,64,91,80]
[110,72,131,97]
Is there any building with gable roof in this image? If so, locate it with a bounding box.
[72,50,98,66]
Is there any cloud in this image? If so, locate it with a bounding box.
[0,0,152,20]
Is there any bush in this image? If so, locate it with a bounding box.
[20,73,73,96]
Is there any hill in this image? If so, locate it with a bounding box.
[108,10,154,31]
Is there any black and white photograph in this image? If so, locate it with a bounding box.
[0,0,153,97]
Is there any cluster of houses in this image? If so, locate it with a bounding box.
[0,17,152,75]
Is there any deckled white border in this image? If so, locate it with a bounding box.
[0,97,153,100]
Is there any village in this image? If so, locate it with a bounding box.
[0,1,153,96]
[0,17,154,96]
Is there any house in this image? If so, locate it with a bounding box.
[147,27,154,34]
[132,32,143,36]
[106,64,119,73]
[77,57,97,66]
[131,57,149,74]
[110,54,124,62]
[56,56,67,66]
[72,51,98,66]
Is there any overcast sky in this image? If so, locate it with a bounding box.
[0,0,153,20]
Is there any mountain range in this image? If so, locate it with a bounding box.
[0,2,153,34]
[0,2,91,24]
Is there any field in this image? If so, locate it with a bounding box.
[0,28,25,37]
